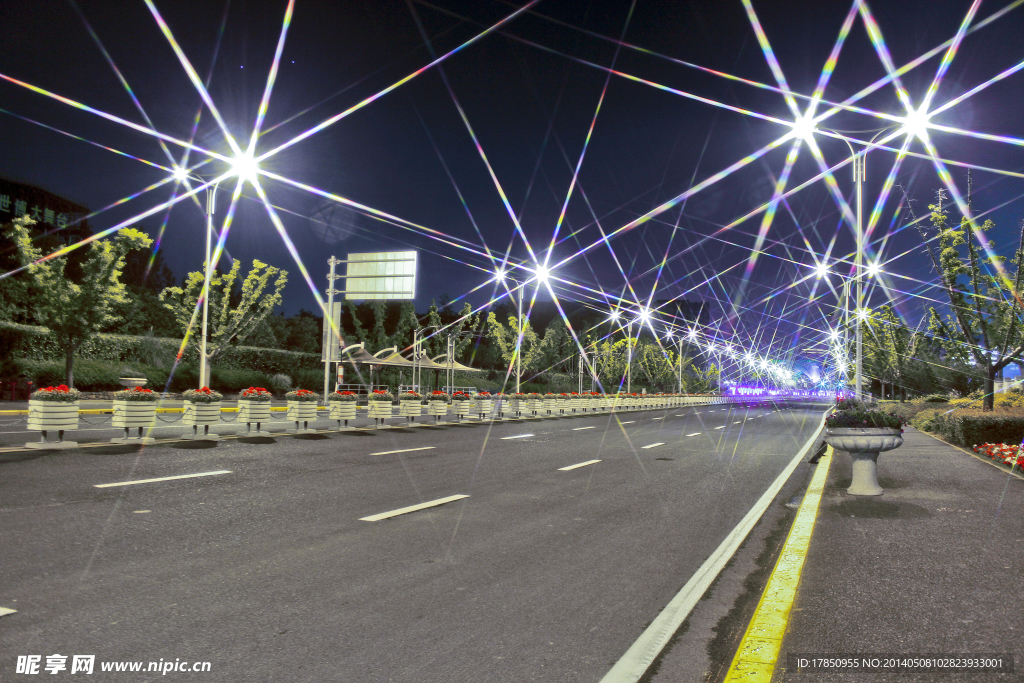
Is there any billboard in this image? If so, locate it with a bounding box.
[321,301,342,362]
[344,251,416,300]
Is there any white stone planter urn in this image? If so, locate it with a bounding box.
[328,401,357,428]
[183,401,222,440]
[287,401,318,433]
[824,427,904,496]
[237,400,272,435]
[427,400,449,421]
[112,400,157,443]
[26,400,80,449]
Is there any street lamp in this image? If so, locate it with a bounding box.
[495,269,526,394]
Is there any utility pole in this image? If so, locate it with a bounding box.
[323,256,343,402]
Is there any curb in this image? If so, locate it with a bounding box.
[722,446,833,681]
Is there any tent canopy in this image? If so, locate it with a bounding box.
[431,354,483,373]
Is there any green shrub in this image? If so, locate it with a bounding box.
[944,409,1024,447]
[210,368,275,393]
[291,368,324,391]
[921,394,951,403]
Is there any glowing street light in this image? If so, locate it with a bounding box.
[867,261,882,277]
[815,261,829,279]
[533,264,550,284]
[792,114,816,143]
[900,106,931,143]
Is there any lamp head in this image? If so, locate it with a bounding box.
[172,166,190,183]
[230,150,259,184]
[792,114,816,143]
[533,264,550,284]
[901,106,930,142]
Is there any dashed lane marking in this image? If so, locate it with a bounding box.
[573,426,596,431]
[359,494,469,522]
[641,443,664,449]
[95,470,232,488]
[501,434,534,439]
[686,433,701,437]
[714,426,725,430]
[558,459,601,471]
[369,446,436,456]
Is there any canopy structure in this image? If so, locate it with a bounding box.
[431,354,483,373]
[372,348,417,368]
[341,343,384,365]
[410,353,449,371]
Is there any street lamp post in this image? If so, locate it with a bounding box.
[197,179,222,389]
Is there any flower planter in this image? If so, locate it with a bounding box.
[329,402,358,428]
[25,400,80,449]
[454,401,476,419]
[476,399,494,419]
[825,427,904,496]
[427,401,449,421]
[287,401,318,433]
[367,401,393,426]
[526,399,543,416]
[111,400,157,443]
[542,399,558,415]
[182,401,222,440]
[500,399,519,418]
[237,400,273,436]
[399,400,423,422]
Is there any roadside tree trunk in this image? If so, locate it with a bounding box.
[984,363,995,412]
[65,346,75,389]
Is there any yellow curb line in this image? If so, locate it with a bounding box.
[722,446,833,682]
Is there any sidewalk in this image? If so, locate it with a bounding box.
[773,428,1024,681]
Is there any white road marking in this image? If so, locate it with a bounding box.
[95,470,232,488]
[501,434,534,439]
[714,426,725,430]
[558,459,601,471]
[600,411,829,683]
[620,421,635,424]
[652,417,663,420]
[133,510,151,514]
[686,433,701,437]
[0,607,16,618]
[734,421,742,424]
[360,494,469,522]
[573,426,596,431]
[369,446,436,456]
[641,443,664,449]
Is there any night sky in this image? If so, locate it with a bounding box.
[2,0,1022,367]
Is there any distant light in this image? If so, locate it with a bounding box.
[230,150,259,184]
[829,329,840,342]
[901,106,930,142]
[638,308,651,324]
[815,262,828,279]
[792,115,816,143]
[688,328,697,340]
[857,309,869,321]
[760,359,768,370]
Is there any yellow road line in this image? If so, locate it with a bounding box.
[722,446,833,682]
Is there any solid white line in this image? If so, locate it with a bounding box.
[501,434,534,440]
[359,494,469,521]
[641,443,664,449]
[620,421,635,424]
[686,433,701,437]
[558,459,601,471]
[651,417,663,420]
[94,470,232,488]
[734,421,742,424]
[369,446,436,456]
[714,426,725,430]
[573,426,596,431]
[599,411,828,683]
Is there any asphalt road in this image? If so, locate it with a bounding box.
[1,400,829,682]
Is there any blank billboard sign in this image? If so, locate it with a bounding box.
[344,251,416,300]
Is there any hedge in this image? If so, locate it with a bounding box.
[1,321,321,378]
[943,410,1024,447]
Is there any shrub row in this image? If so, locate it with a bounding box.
[12,358,288,393]
[2,322,321,379]
[915,406,1024,447]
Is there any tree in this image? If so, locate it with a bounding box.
[160,259,287,383]
[487,310,542,379]
[917,189,1024,411]
[862,306,924,401]
[3,216,153,387]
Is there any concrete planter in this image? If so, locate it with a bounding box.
[454,401,475,418]
[526,399,543,415]
[287,401,318,433]
[329,402,357,428]
[26,400,80,449]
[825,427,904,496]
[182,401,222,440]
[499,400,518,417]
[111,400,157,443]
[237,400,272,436]
[427,401,449,420]
[543,399,558,415]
